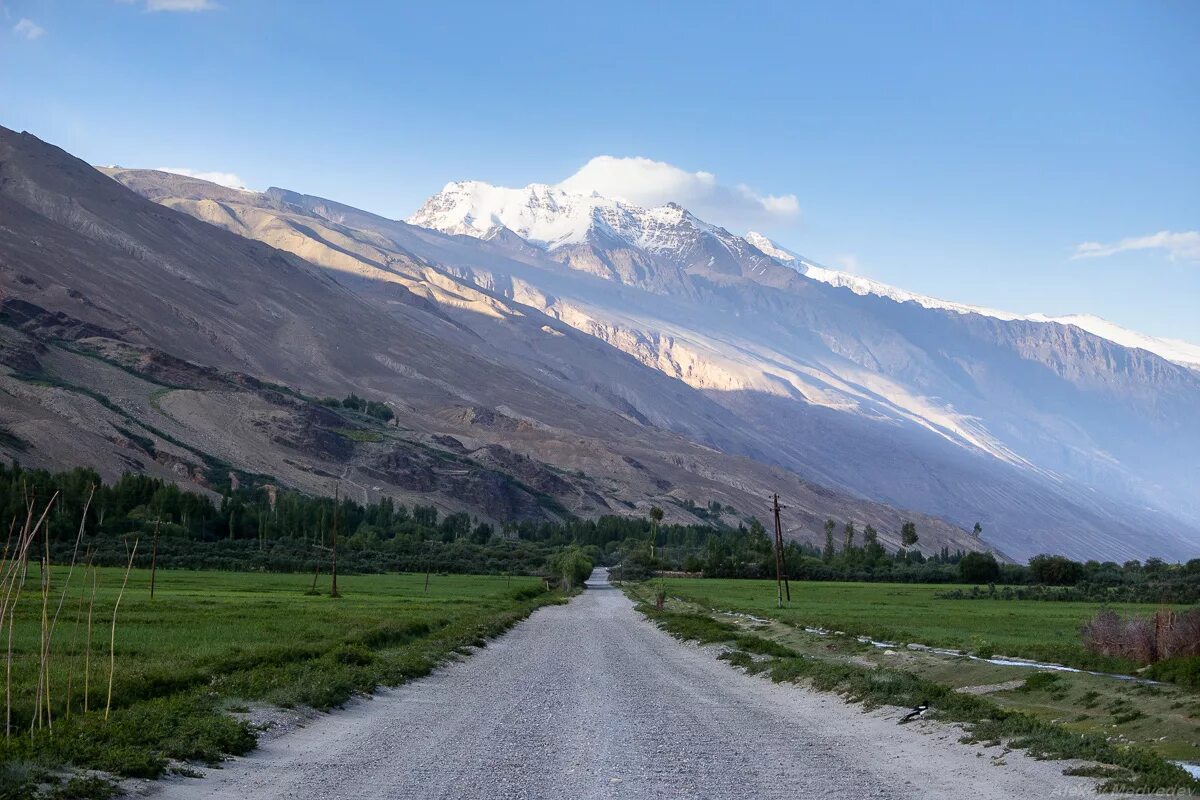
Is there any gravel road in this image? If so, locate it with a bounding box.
[140,570,1097,799]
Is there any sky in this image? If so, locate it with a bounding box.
[2,1,1198,341]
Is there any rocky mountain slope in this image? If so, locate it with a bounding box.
[98,164,1200,561]
[0,126,984,556]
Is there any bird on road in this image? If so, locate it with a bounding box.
[899,701,929,723]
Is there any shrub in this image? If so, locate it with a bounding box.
[551,546,593,590]
[1029,554,1084,586]
[1018,671,1060,692]
[1146,655,1200,689]
[959,551,1000,584]
[1082,607,1200,665]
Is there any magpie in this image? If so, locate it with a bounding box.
[899,701,929,723]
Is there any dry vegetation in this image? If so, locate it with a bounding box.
[1082,607,1200,665]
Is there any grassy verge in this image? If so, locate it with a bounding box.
[625,583,1199,794]
[0,568,566,799]
[654,578,1189,673]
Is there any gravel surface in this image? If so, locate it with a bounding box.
[136,570,1100,799]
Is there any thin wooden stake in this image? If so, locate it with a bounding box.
[84,564,97,714]
[65,553,90,720]
[106,538,139,721]
[149,518,160,600]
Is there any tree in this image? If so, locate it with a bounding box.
[552,546,594,590]
[900,521,919,547]
[822,519,837,562]
[843,521,856,553]
[649,506,664,559]
[1029,554,1083,586]
[862,524,885,563]
[959,551,1000,583]
[973,521,983,538]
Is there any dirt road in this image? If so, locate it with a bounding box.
[142,570,1095,799]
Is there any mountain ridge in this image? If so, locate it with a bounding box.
[98,161,1200,561]
[743,231,1200,370]
[0,126,990,558]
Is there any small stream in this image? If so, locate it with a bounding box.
[728,613,1163,685]
[837,627,1162,684]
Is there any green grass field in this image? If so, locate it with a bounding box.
[657,578,1179,670]
[0,565,563,798]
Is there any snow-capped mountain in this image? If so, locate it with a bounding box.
[401,179,1200,560]
[408,181,783,286]
[744,232,1200,370]
[97,163,1200,561]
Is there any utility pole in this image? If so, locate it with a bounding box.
[329,485,341,599]
[771,494,790,608]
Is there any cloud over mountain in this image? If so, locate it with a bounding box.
[556,156,799,229]
[155,166,248,189]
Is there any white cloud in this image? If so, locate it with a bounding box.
[118,0,219,12]
[13,17,45,39]
[1072,230,1200,263]
[146,0,218,10]
[556,155,800,228]
[830,254,862,274]
[156,167,249,190]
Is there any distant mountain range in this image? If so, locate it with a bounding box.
[742,232,1200,370]
[403,179,1200,561]
[1,124,1196,561]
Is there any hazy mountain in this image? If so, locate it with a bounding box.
[743,232,1200,370]
[0,127,983,556]
[402,181,1200,561]
[101,165,1200,560]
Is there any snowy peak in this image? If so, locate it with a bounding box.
[744,231,799,263]
[409,181,788,285]
[408,180,671,251]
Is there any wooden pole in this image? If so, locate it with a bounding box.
[309,559,321,595]
[772,494,789,608]
[329,487,340,599]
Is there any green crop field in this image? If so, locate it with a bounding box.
[0,565,564,798]
[657,578,1182,670]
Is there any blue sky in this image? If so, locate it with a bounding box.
[3,1,1198,340]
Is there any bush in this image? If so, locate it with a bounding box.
[1146,655,1200,689]
[551,546,593,590]
[959,551,1000,584]
[1082,608,1200,665]
[1029,554,1084,586]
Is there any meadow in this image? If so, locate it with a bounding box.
[0,565,563,798]
[656,578,1183,671]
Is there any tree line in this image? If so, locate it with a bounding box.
[2,464,1194,594]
